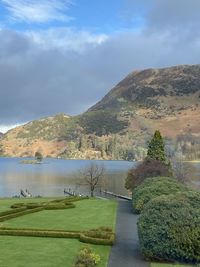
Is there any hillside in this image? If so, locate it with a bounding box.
[1,64,200,160]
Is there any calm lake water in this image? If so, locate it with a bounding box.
[0,158,199,198]
[0,158,136,197]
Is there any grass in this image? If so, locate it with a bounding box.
[0,236,109,267]
[0,198,55,212]
[2,199,117,231]
[0,198,117,267]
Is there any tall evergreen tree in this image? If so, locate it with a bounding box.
[147,130,166,162]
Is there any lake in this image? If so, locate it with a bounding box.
[0,158,199,198]
[0,158,136,197]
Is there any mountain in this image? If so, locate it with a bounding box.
[0,132,3,139]
[1,64,200,160]
[90,64,200,136]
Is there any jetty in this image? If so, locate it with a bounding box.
[103,191,132,201]
[20,189,32,198]
[64,188,75,196]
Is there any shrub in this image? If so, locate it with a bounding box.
[138,193,200,263]
[126,159,172,190]
[73,247,100,267]
[132,176,187,213]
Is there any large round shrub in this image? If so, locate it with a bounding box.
[138,192,200,263]
[132,176,187,214]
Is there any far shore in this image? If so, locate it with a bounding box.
[0,155,200,163]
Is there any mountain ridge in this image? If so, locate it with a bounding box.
[1,64,200,160]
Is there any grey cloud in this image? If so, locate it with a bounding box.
[123,0,200,37]
[1,22,200,125]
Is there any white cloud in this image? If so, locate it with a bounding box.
[26,27,108,53]
[2,0,73,23]
[0,123,23,133]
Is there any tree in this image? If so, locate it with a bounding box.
[172,155,194,184]
[35,151,43,162]
[125,130,172,190]
[125,159,172,190]
[147,130,166,162]
[79,163,105,197]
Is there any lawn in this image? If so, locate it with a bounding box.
[0,197,55,212]
[2,198,117,231]
[0,236,109,267]
[0,197,117,267]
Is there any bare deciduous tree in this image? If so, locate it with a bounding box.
[79,163,105,197]
[172,156,195,184]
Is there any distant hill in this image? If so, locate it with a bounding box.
[0,132,3,139]
[1,64,200,160]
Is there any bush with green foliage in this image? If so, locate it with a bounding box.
[132,176,187,213]
[138,192,200,263]
[73,247,100,267]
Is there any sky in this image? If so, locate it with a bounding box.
[1,0,200,132]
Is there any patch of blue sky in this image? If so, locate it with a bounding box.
[0,0,145,34]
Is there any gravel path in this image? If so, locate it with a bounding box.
[107,200,149,267]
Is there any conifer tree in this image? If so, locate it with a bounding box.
[147,130,166,162]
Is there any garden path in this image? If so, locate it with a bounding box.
[107,200,149,267]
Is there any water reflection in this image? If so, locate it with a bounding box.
[0,158,135,197]
[0,158,199,197]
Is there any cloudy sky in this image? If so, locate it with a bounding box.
[0,0,200,132]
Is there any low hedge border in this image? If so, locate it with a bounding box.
[0,229,80,239]
[0,207,43,222]
[0,197,115,246]
[0,227,115,246]
[80,233,115,245]
[0,207,27,216]
[1,196,88,222]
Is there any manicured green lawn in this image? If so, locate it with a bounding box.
[0,198,117,267]
[0,236,110,267]
[2,199,117,231]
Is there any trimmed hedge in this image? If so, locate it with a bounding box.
[0,227,115,245]
[0,207,43,222]
[132,176,187,214]
[0,197,115,246]
[138,192,200,263]
[3,196,88,221]
[80,227,115,246]
[0,229,80,239]
[0,207,27,216]
[80,233,115,246]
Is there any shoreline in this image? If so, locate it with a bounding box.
[0,155,200,163]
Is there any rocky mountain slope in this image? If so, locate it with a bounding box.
[1,64,200,160]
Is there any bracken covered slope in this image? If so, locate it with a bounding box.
[1,64,200,159]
